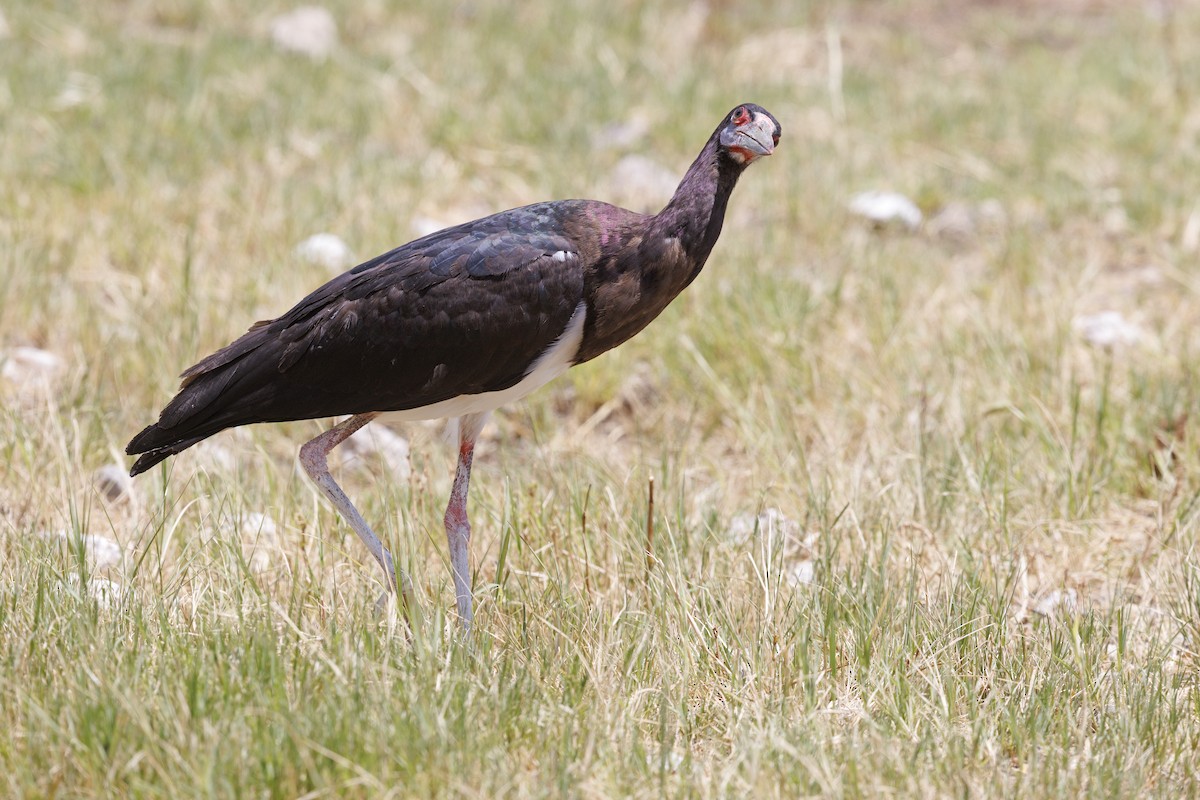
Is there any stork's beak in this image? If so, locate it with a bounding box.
[737,114,777,158]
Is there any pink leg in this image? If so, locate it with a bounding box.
[445,412,488,628]
[299,413,413,609]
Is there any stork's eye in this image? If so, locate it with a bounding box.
[732,106,750,125]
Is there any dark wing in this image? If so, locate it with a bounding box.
[128,203,586,464]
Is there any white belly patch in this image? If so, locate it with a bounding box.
[378,301,587,422]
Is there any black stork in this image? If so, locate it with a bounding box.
[127,103,781,627]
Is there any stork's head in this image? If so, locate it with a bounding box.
[717,103,781,166]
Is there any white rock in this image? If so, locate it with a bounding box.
[1103,206,1129,235]
[294,232,352,272]
[67,573,129,609]
[848,190,923,230]
[239,512,279,573]
[726,507,802,546]
[53,72,101,110]
[608,155,679,207]
[270,6,338,60]
[240,512,279,541]
[787,560,815,587]
[48,530,125,570]
[1,346,65,385]
[977,199,1008,228]
[341,423,411,477]
[1032,588,1077,619]
[193,440,238,472]
[1073,311,1142,348]
[725,512,758,545]
[248,548,272,574]
[646,750,684,773]
[1181,205,1200,253]
[215,510,279,544]
[93,464,134,503]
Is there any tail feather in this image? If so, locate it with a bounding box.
[126,357,260,476]
[126,311,300,477]
[127,431,213,476]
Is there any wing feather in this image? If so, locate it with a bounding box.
[147,203,587,445]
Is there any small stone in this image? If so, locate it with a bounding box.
[726,507,802,546]
[977,199,1008,228]
[1032,588,1078,619]
[294,232,352,272]
[1103,206,1129,235]
[646,750,684,773]
[787,560,815,586]
[93,464,133,503]
[67,573,130,610]
[1073,311,1142,349]
[1,346,65,385]
[241,512,278,541]
[270,6,338,60]
[1181,204,1200,253]
[53,71,101,110]
[340,423,411,477]
[239,512,279,573]
[48,530,125,570]
[848,190,923,230]
[726,513,756,544]
[248,548,272,573]
[193,440,238,472]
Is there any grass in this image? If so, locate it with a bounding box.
[3,0,1200,796]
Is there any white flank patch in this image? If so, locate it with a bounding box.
[379,302,587,423]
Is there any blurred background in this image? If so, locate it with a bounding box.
[2,1,1200,796]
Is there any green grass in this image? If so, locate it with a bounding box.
[3,0,1200,796]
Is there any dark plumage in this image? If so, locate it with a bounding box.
[128,207,585,471]
[128,103,781,625]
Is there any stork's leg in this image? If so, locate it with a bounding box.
[445,412,488,628]
[299,413,413,609]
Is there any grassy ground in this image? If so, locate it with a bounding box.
[3,0,1200,796]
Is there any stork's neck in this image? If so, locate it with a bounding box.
[652,137,742,265]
